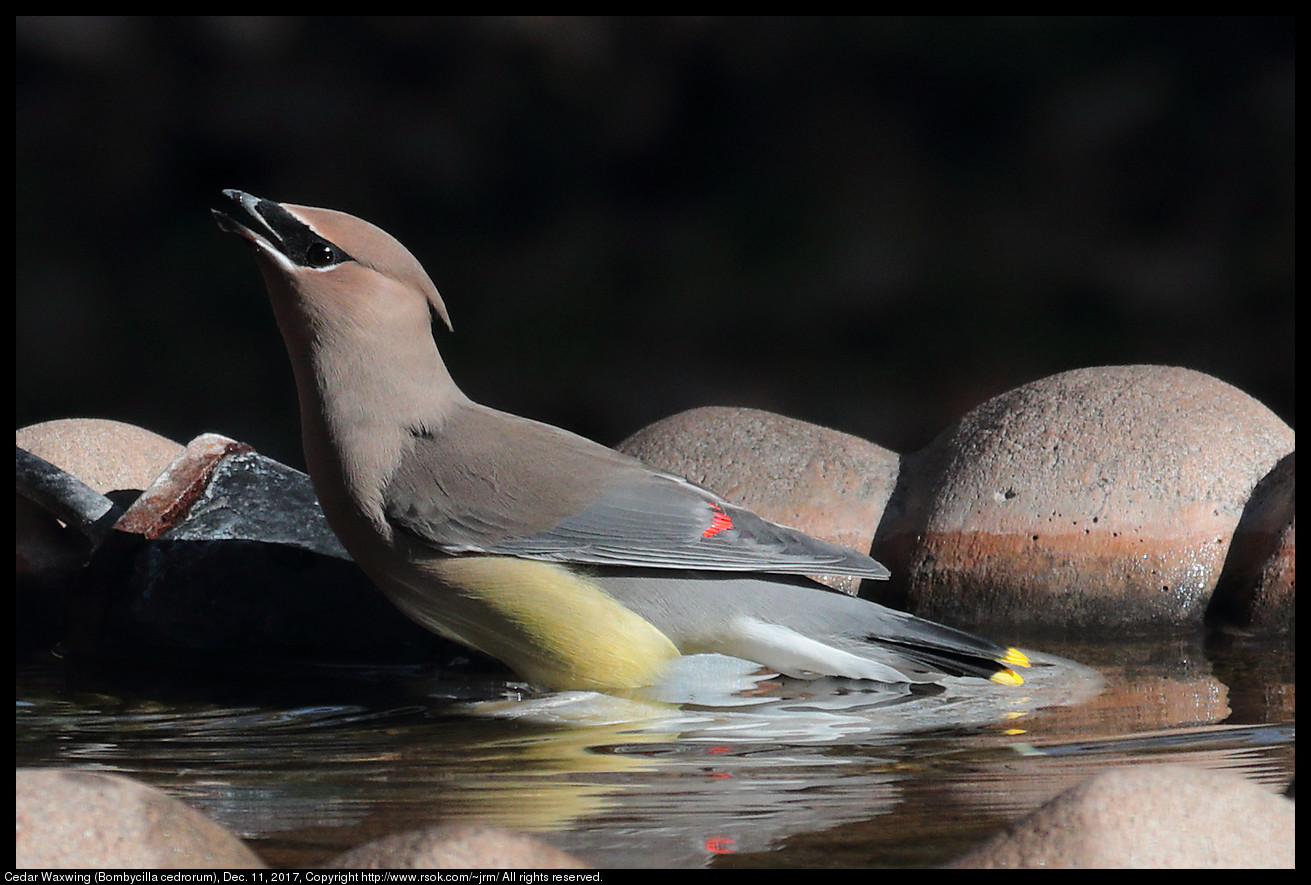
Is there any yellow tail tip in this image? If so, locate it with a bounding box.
[1001,647,1031,668]
[990,667,1025,687]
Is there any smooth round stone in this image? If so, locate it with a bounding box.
[15,768,265,869]
[948,764,1295,868]
[875,366,1294,633]
[16,417,184,495]
[328,823,586,868]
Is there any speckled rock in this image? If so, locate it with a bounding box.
[326,823,588,869]
[17,420,186,657]
[874,366,1295,634]
[16,418,185,496]
[17,419,185,574]
[1209,451,1295,634]
[619,406,900,594]
[15,768,265,869]
[948,764,1295,868]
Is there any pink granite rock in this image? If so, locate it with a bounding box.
[17,419,186,574]
[877,366,1294,633]
[327,823,588,869]
[948,764,1295,868]
[16,418,184,495]
[15,768,264,869]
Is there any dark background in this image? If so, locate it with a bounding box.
[16,17,1295,470]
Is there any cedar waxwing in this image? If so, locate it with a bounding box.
[213,190,1029,693]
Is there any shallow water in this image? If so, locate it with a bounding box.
[15,635,1294,868]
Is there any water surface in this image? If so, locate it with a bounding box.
[15,636,1294,868]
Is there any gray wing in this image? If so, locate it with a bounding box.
[382,406,889,580]
[465,471,889,578]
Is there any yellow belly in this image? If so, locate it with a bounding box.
[393,555,682,692]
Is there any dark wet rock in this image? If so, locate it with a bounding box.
[1209,451,1295,635]
[16,426,484,668]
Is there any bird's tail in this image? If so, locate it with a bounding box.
[868,631,1030,685]
[601,570,1030,686]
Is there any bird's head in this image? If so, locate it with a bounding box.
[213,190,453,346]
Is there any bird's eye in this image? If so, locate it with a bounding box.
[306,241,337,268]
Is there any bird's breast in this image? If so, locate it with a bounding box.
[388,554,683,692]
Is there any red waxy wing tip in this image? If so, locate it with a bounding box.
[702,504,734,538]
